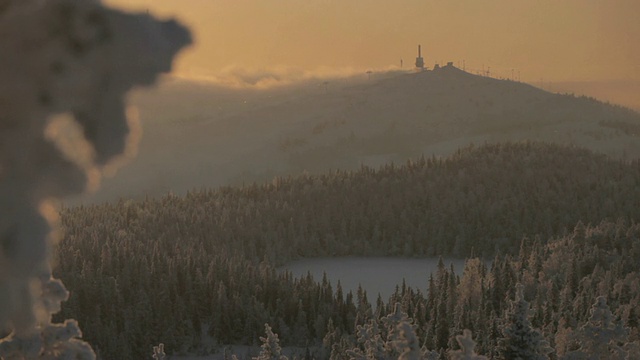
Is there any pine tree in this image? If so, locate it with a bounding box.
[497,284,553,360]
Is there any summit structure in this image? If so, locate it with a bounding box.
[415,44,425,70]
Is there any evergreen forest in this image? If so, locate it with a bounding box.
[54,142,640,359]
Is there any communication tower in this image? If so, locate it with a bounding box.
[415,45,424,70]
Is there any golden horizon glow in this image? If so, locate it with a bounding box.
[106,0,639,83]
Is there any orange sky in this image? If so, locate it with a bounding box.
[106,0,639,82]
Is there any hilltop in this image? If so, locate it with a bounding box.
[73,66,640,204]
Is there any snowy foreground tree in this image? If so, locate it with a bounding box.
[0,0,190,358]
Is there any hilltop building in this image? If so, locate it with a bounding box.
[415,45,424,70]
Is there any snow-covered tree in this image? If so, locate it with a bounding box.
[496,284,553,360]
[448,330,487,360]
[395,321,422,360]
[381,303,412,359]
[152,343,166,360]
[347,319,386,360]
[347,303,438,360]
[255,323,288,360]
[395,321,438,360]
[562,296,633,359]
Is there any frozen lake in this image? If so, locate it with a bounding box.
[280,257,466,300]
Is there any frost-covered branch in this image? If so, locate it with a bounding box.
[0,0,190,357]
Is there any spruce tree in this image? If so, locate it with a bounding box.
[497,284,553,360]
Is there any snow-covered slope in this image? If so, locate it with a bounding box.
[70,66,640,204]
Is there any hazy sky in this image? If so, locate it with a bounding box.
[106,0,639,82]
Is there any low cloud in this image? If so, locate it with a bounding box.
[173,65,405,89]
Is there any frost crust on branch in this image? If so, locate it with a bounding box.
[0,0,191,357]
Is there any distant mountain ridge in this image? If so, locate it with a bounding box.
[73,67,640,204]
